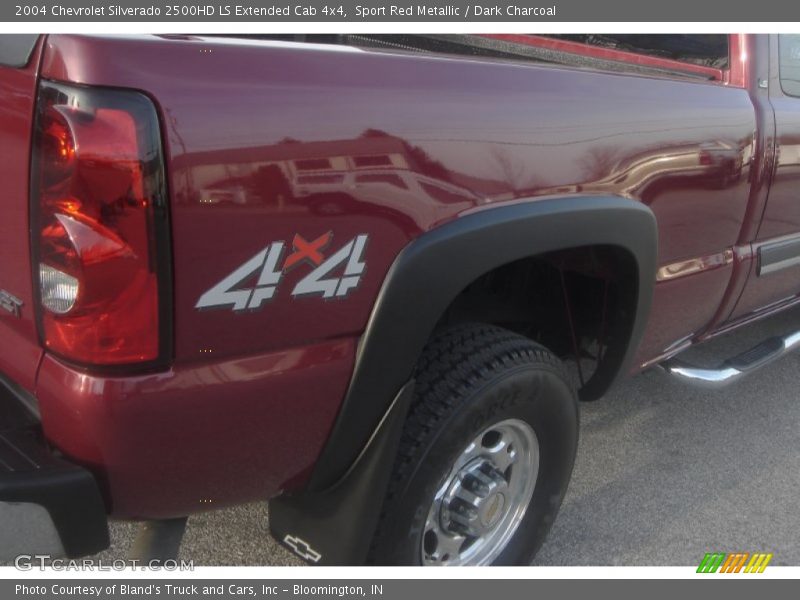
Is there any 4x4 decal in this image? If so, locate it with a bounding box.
[195,233,369,312]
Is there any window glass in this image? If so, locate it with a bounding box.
[780,35,800,97]
[353,155,393,167]
[295,158,332,171]
[355,173,408,189]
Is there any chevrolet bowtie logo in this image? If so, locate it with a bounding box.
[283,535,322,563]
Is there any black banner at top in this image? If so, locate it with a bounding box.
[2,0,800,22]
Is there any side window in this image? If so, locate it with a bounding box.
[779,34,800,97]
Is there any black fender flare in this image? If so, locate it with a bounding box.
[269,196,656,565]
[309,195,657,491]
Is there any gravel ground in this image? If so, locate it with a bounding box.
[69,306,800,565]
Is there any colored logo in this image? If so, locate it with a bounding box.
[697,552,773,573]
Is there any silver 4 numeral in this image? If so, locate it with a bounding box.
[195,242,285,312]
[292,235,368,299]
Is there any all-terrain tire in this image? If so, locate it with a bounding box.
[367,323,578,565]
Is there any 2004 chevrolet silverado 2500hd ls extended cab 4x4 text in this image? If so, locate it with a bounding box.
[2,33,800,565]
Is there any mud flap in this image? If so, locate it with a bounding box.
[268,381,414,565]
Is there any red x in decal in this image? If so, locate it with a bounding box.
[284,232,333,270]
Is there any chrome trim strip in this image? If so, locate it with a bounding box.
[759,254,800,275]
[757,234,800,276]
[656,249,733,282]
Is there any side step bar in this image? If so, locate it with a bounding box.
[659,331,800,388]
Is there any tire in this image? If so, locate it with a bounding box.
[367,323,578,566]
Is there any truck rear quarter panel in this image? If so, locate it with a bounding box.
[36,35,757,516]
[41,35,758,366]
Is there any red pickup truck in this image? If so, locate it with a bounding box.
[1,33,800,566]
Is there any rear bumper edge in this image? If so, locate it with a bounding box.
[0,377,109,559]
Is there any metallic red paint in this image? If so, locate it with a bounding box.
[0,39,44,393]
[39,35,758,363]
[35,337,355,517]
[3,34,798,517]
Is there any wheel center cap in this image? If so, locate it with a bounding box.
[480,492,506,528]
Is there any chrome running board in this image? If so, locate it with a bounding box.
[659,330,800,388]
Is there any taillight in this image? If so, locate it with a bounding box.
[31,81,171,368]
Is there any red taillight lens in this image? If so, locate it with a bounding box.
[31,82,171,368]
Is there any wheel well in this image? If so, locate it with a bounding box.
[436,245,639,397]
[307,197,656,491]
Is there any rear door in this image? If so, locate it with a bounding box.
[0,35,44,395]
[728,34,800,320]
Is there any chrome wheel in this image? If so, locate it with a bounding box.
[421,418,539,565]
